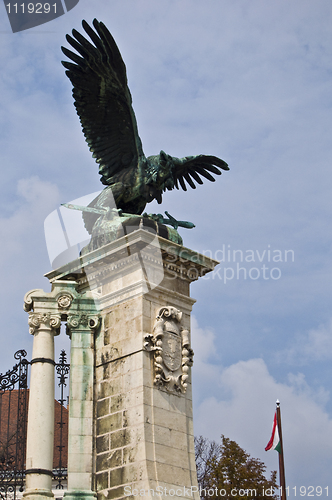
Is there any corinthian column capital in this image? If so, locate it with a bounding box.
[66,313,100,335]
[28,312,61,335]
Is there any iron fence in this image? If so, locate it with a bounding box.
[0,350,70,499]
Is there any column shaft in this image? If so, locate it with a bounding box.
[24,319,58,500]
[64,320,97,500]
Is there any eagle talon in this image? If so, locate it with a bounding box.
[143,212,195,230]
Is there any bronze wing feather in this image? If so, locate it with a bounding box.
[61,19,145,186]
[171,155,229,191]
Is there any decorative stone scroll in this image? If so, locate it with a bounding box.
[67,312,100,333]
[144,306,194,393]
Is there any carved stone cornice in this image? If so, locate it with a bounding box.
[23,283,77,315]
[24,281,99,337]
[28,312,61,335]
[44,230,219,289]
[144,306,194,394]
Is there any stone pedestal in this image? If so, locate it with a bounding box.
[45,229,218,500]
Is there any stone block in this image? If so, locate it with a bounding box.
[142,315,152,335]
[150,389,170,411]
[110,428,131,450]
[148,425,171,447]
[113,390,144,416]
[109,466,134,488]
[95,365,104,383]
[153,407,187,433]
[96,449,122,472]
[110,394,124,413]
[70,334,94,350]
[142,349,153,370]
[122,404,152,428]
[111,422,146,448]
[122,369,144,392]
[154,442,190,469]
[69,417,93,437]
[122,441,146,465]
[144,460,158,481]
[68,452,93,473]
[97,412,122,436]
[97,398,110,418]
[121,352,141,374]
[155,462,191,487]
[103,328,110,346]
[70,378,94,401]
[96,471,109,491]
[103,486,126,500]
[97,377,122,399]
[69,400,93,419]
[69,434,93,454]
[170,430,188,451]
[169,393,186,413]
[96,434,110,454]
[67,472,93,491]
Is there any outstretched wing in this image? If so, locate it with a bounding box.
[61,19,144,185]
[172,155,229,191]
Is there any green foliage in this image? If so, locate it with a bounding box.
[195,435,278,500]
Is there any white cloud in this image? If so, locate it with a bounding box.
[0,176,60,369]
[192,320,332,488]
[0,176,60,256]
[278,320,332,365]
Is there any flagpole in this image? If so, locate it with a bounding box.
[276,400,287,500]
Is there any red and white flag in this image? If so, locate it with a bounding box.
[265,411,281,453]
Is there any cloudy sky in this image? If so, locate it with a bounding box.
[1,0,332,492]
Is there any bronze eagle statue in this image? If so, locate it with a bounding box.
[61,19,229,235]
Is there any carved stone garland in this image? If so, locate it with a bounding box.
[144,306,194,393]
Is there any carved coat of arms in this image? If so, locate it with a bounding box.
[144,306,194,393]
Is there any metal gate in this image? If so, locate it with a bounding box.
[0,350,70,500]
[0,350,29,500]
[54,350,70,490]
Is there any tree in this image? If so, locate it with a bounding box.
[195,435,278,500]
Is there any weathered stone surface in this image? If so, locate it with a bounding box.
[110,429,131,450]
[96,450,122,472]
[44,232,218,500]
[96,472,108,491]
[96,435,110,455]
[88,235,218,498]
[97,399,110,418]
[97,413,122,436]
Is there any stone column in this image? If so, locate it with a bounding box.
[64,312,99,500]
[23,305,61,500]
[23,282,84,500]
